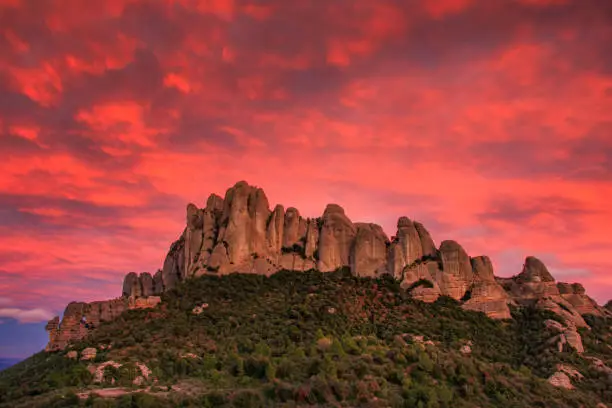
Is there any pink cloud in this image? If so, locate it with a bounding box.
[0,308,54,324]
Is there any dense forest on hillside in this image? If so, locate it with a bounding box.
[1,269,611,407]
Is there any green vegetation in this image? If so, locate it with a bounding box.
[1,269,611,407]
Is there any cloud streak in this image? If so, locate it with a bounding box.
[0,308,54,324]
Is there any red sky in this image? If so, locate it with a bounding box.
[1,0,612,341]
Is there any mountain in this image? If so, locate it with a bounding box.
[0,359,21,372]
[0,180,610,407]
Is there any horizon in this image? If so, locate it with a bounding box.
[2,0,612,360]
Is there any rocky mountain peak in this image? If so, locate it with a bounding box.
[43,181,608,353]
[518,256,555,283]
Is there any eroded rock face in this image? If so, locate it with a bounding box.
[413,221,437,258]
[45,296,161,351]
[122,273,140,297]
[548,371,574,389]
[462,256,512,319]
[471,256,494,281]
[558,282,605,316]
[545,318,585,354]
[403,261,441,303]
[282,207,302,249]
[317,204,356,272]
[517,256,555,283]
[504,256,590,329]
[267,205,284,257]
[350,223,389,277]
[153,270,164,294]
[436,240,474,300]
[161,236,185,290]
[122,272,157,297]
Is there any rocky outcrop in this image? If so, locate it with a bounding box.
[558,282,606,316]
[350,223,389,277]
[122,272,160,298]
[45,295,161,351]
[45,180,609,355]
[387,217,424,279]
[413,221,437,258]
[161,236,185,289]
[317,204,356,272]
[548,371,574,390]
[462,256,512,319]
[132,182,607,325]
[606,301,612,312]
[545,319,585,354]
[503,256,589,328]
[435,240,474,300]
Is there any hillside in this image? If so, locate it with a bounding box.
[0,358,21,372]
[1,269,611,407]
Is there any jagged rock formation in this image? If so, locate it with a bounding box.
[150,181,517,318]
[557,282,607,316]
[462,256,513,319]
[122,272,160,297]
[45,299,128,351]
[500,256,590,328]
[350,223,389,277]
[47,180,606,353]
[544,319,584,353]
[318,204,356,272]
[45,294,161,351]
[606,301,612,312]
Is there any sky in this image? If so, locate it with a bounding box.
[1,0,612,358]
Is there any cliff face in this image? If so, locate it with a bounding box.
[46,180,606,351]
[156,181,514,319]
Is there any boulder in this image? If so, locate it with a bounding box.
[80,347,97,361]
[317,204,356,272]
[548,372,574,389]
[350,223,389,277]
